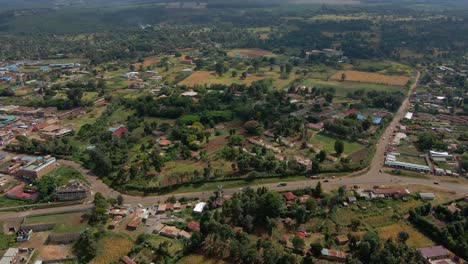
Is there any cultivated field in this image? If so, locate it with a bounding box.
[133,56,160,69]
[178,70,292,88]
[331,70,410,86]
[228,48,276,58]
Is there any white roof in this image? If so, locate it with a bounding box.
[404,112,413,119]
[181,91,198,97]
[193,202,207,213]
[430,150,450,156]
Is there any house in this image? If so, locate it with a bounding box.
[429,151,453,162]
[187,221,200,232]
[109,208,128,217]
[6,185,39,202]
[446,203,461,214]
[179,230,192,239]
[347,197,357,204]
[282,192,295,202]
[320,248,347,261]
[127,217,142,230]
[180,59,193,65]
[418,246,450,262]
[373,187,410,198]
[173,202,181,212]
[157,203,167,214]
[152,223,165,234]
[385,154,431,173]
[108,125,128,138]
[159,138,172,149]
[181,90,198,97]
[193,202,207,213]
[55,180,90,201]
[335,235,349,245]
[404,112,413,120]
[16,229,32,242]
[307,122,324,131]
[122,255,136,264]
[372,117,382,125]
[419,193,435,201]
[109,216,122,229]
[159,225,181,239]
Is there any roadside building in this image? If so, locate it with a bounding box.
[16,229,32,242]
[419,193,435,201]
[17,156,56,180]
[159,225,181,239]
[385,154,431,173]
[55,180,90,201]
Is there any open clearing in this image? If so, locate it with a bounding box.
[227,48,276,58]
[90,235,133,264]
[178,70,293,88]
[378,223,434,248]
[133,55,160,69]
[331,70,409,86]
[309,133,364,156]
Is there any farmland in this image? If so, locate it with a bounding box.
[227,48,276,58]
[90,235,133,264]
[331,70,410,86]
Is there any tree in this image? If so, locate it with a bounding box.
[258,191,284,223]
[335,140,344,156]
[117,194,124,205]
[341,72,346,82]
[310,242,323,257]
[231,70,238,77]
[215,62,225,76]
[89,192,109,225]
[292,237,305,251]
[350,219,361,231]
[285,63,293,74]
[314,182,323,198]
[318,150,327,162]
[74,229,97,262]
[397,231,409,244]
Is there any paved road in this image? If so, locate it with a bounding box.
[2,70,467,218]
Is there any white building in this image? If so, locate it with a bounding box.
[193,202,207,213]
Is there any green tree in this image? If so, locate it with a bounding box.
[74,229,97,262]
[335,140,344,156]
[292,237,305,251]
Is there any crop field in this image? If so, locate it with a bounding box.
[178,70,293,88]
[178,255,227,264]
[227,48,276,58]
[90,235,133,264]
[331,71,410,86]
[133,56,160,69]
[378,223,434,248]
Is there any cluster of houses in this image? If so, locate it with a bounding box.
[0,105,85,145]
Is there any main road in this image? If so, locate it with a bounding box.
[1,71,467,219]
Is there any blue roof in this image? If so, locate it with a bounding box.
[356,114,366,120]
[372,117,382,124]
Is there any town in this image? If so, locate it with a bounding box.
[0,0,467,263]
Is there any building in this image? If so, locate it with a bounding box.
[0,248,19,264]
[159,225,181,239]
[193,202,207,213]
[108,216,122,229]
[17,156,56,180]
[187,221,200,232]
[335,235,349,245]
[122,256,136,264]
[55,180,90,201]
[5,185,39,202]
[282,192,295,202]
[418,246,450,262]
[108,125,128,138]
[429,151,453,162]
[419,193,435,201]
[385,154,431,173]
[16,229,32,242]
[127,217,142,230]
[320,248,347,261]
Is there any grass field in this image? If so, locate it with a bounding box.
[90,234,133,264]
[309,133,363,156]
[227,48,276,58]
[177,70,294,89]
[0,196,31,207]
[378,223,434,248]
[45,165,88,185]
[178,255,227,264]
[331,71,410,86]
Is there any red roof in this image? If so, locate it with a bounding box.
[307,122,324,130]
[6,185,39,201]
[122,256,136,264]
[112,126,128,137]
[295,232,306,239]
[127,217,142,228]
[282,192,295,201]
[187,221,200,231]
[166,203,174,210]
[344,109,360,116]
